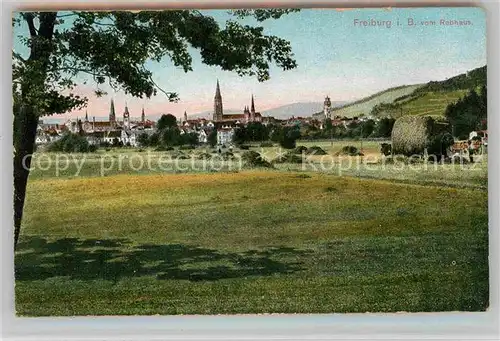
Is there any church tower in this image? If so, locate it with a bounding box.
[250,95,256,122]
[244,105,250,123]
[141,106,145,124]
[123,102,130,129]
[184,111,188,123]
[109,99,116,123]
[85,110,89,122]
[323,95,332,119]
[213,80,223,121]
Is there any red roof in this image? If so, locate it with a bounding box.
[222,114,245,120]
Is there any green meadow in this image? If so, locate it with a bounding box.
[15,143,489,316]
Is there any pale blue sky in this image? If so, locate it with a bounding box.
[13,7,486,120]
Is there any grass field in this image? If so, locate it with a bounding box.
[27,141,488,190]
[15,142,489,316]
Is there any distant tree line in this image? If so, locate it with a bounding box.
[233,123,301,149]
[232,118,396,149]
[416,65,486,94]
[138,114,199,148]
[301,117,395,140]
[233,122,271,144]
[444,86,487,140]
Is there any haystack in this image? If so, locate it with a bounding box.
[196,151,212,160]
[335,145,364,156]
[292,146,308,154]
[241,151,273,168]
[391,116,451,156]
[306,146,328,155]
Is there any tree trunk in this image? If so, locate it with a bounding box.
[14,12,57,250]
[13,105,38,249]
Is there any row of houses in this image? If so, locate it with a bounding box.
[35,120,155,147]
[36,112,369,148]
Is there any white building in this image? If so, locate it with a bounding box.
[121,130,138,147]
[197,129,208,144]
[217,128,234,146]
[35,123,62,144]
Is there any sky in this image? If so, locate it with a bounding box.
[13,7,487,121]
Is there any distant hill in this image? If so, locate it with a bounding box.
[328,84,423,118]
[262,101,346,119]
[188,110,241,120]
[326,65,487,119]
[371,65,487,119]
[415,65,486,94]
[188,102,346,120]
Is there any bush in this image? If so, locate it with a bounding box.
[278,126,301,149]
[292,146,308,154]
[241,151,273,168]
[447,154,469,164]
[307,146,328,155]
[380,143,392,156]
[47,133,96,153]
[221,151,235,160]
[279,138,296,149]
[196,152,212,160]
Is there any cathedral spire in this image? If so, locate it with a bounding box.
[251,94,255,114]
[213,79,223,121]
[184,111,188,122]
[109,99,116,122]
[141,106,145,123]
[215,79,221,98]
[85,110,89,122]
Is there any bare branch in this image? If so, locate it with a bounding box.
[55,66,109,77]
[56,13,77,18]
[12,51,26,63]
[93,22,116,27]
[24,13,37,37]
[149,75,178,101]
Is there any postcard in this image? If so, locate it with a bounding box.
[12,7,488,316]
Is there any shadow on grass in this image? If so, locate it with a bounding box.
[15,236,311,282]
